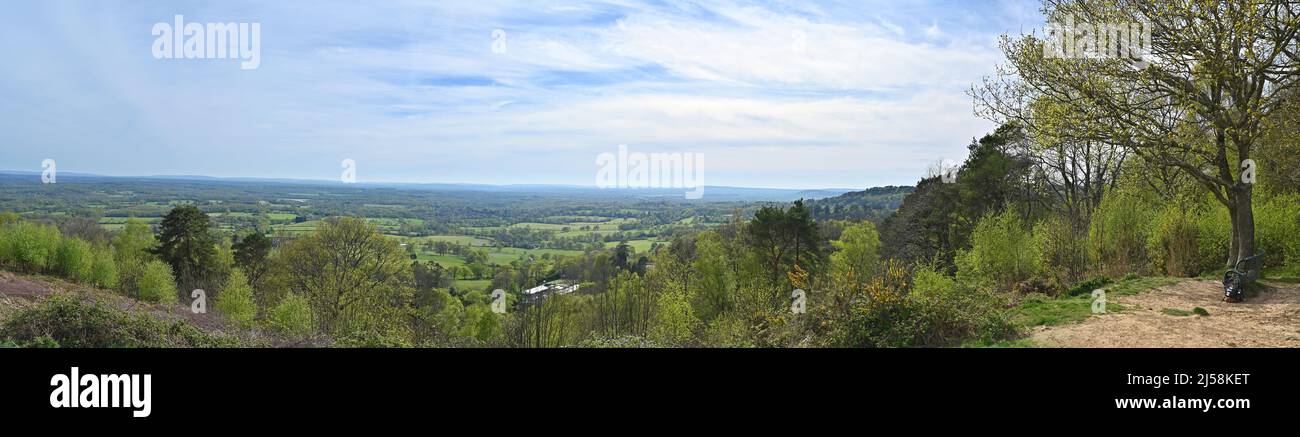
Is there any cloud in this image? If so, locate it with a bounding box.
[0,0,1025,188]
[925,20,943,39]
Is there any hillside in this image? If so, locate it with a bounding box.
[804,185,915,223]
[0,270,310,348]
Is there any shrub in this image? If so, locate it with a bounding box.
[959,208,1041,290]
[89,244,118,289]
[266,293,315,338]
[1089,191,1155,276]
[1033,213,1090,291]
[911,261,957,298]
[648,290,699,346]
[1146,206,1202,276]
[0,221,62,273]
[841,263,1015,347]
[1191,203,1231,271]
[457,303,502,343]
[0,294,248,347]
[112,218,155,295]
[53,237,94,284]
[214,268,257,327]
[575,336,662,348]
[1065,276,1112,297]
[137,260,178,304]
[1254,193,1300,267]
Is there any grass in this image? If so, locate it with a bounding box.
[1263,265,1300,283]
[1007,276,1180,329]
[1160,307,1209,317]
[454,279,493,292]
[963,338,1038,348]
[604,239,659,252]
[413,247,584,267]
[397,234,494,247]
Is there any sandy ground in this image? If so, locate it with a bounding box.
[1031,279,1300,348]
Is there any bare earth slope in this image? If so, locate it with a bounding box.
[1032,280,1300,348]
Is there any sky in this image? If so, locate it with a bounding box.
[0,0,1045,189]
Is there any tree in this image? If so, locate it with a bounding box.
[266,293,315,338]
[232,231,272,288]
[459,304,502,343]
[412,261,451,292]
[830,221,883,293]
[89,243,118,289]
[58,217,112,247]
[113,218,155,295]
[54,237,94,284]
[649,289,698,346]
[691,231,734,322]
[0,221,61,273]
[271,217,413,337]
[976,0,1300,267]
[746,200,823,302]
[215,268,257,327]
[153,205,220,294]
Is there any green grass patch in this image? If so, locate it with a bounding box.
[454,279,493,292]
[604,239,658,252]
[1008,276,1178,329]
[1161,308,1193,317]
[963,338,1038,348]
[1263,265,1300,283]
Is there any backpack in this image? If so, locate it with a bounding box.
[1223,271,1244,303]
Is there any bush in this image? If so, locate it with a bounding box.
[1191,203,1231,271]
[959,208,1041,290]
[1254,193,1300,267]
[1146,206,1203,276]
[648,290,699,346]
[1065,276,1112,297]
[457,304,502,343]
[0,294,248,347]
[0,221,62,273]
[1089,191,1155,276]
[112,218,155,295]
[137,260,177,304]
[214,268,257,327]
[266,293,315,338]
[89,244,118,289]
[575,336,662,348]
[1033,213,1090,291]
[840,263,1015,347]
[53,237,94,284]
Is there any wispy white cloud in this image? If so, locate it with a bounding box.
[0,0,1042,188]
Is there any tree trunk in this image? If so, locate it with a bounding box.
[1227,198,1240,268]
[1234,183,1256,268]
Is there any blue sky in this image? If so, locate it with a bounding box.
[0,0,1044,189]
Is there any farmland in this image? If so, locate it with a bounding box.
[0,173,839,294]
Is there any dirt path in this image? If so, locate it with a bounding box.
[1032,279,1300,347]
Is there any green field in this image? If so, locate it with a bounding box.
[398,234,494,247]
[604,239,658,253]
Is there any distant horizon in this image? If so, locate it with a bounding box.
[0,0,1040,189]
[0,168,898,192]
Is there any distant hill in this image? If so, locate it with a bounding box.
[0,171,852,203]
[803,185,915,223]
